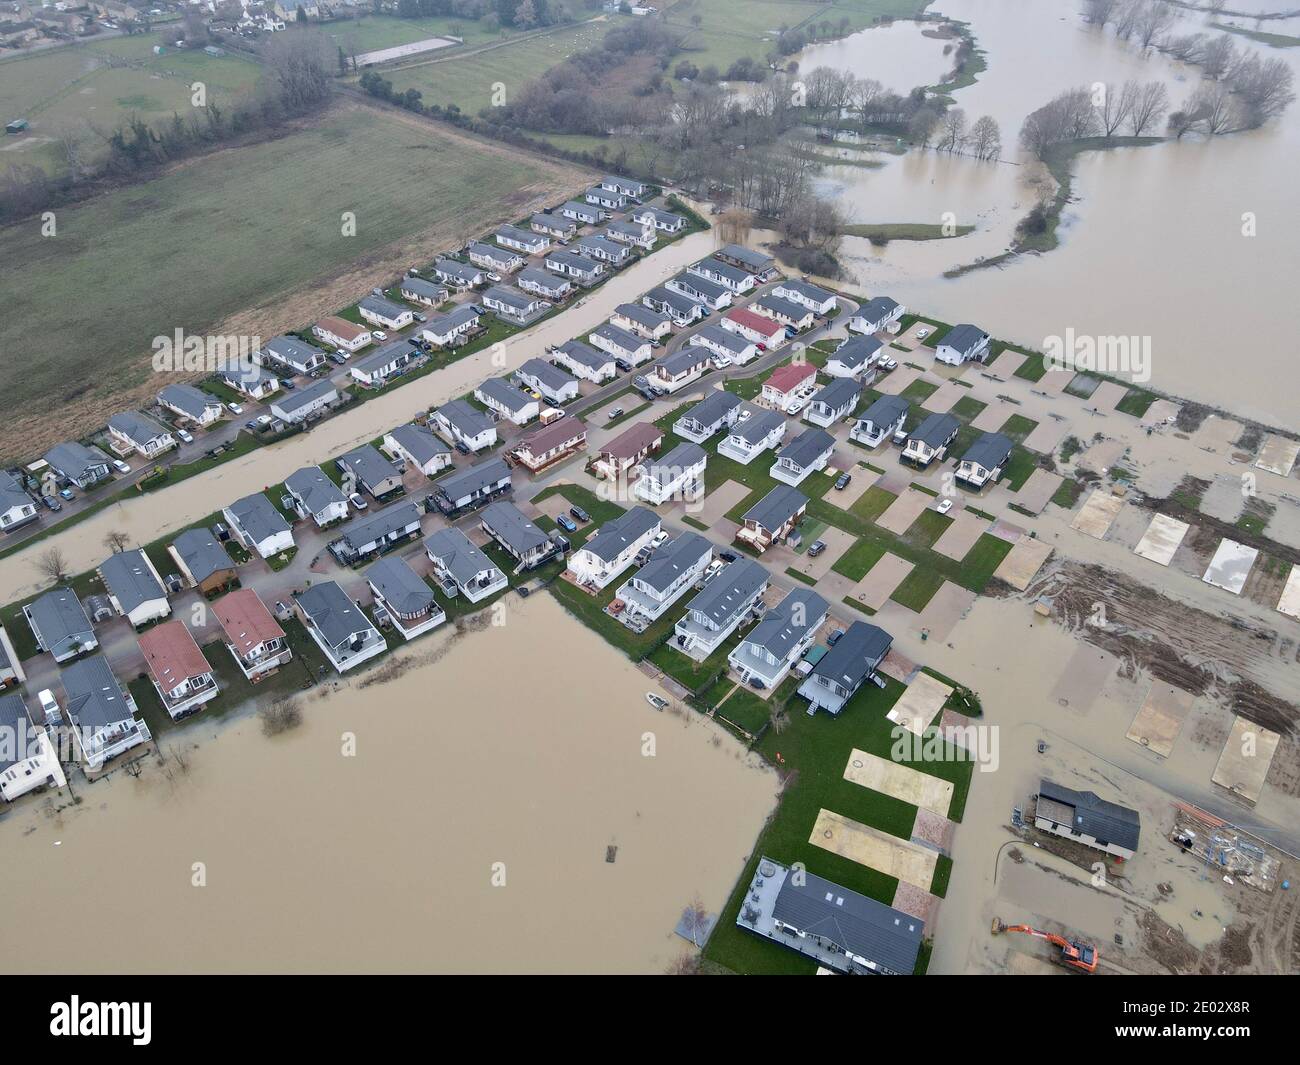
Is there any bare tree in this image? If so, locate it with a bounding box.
[1112,0,1143,40]
[718,206,754,245]
[1229,54,1296,127]
[1135,0,1175,51]
[1127,81,1169,134]
[1186,81,1241,134]
[1020,87,1100,158]
[259,695,303,737]
[103,530,131,554]
[937,107,967,152]
[37,547,70,584]
[1200,35,1238,81]
[968,114,1002,160]
[1097,82,1133,136]
[1081,0,1120,24]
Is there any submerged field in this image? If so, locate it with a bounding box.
[0,102,586,458]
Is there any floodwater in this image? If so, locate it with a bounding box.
[796,21,955,95]
[0,228,716,607]
[0,595,779,973]
[822,0,1300,426]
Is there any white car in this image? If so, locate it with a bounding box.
[227,401,244,415]
[784,396,808,416]
[650,530,670,548]
[915,327,930,340]
[937,498,953,515]
[711,353,733,369]
[372,330,388,342]
[736,408,752,422]
[112,459,131,475]
[176,428,194,444]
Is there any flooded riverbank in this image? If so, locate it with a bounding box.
[0,595,778,972]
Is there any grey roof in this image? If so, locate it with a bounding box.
[691,324,752,355]
[263,334,325,366]
[811,376,861,411]
[693,256,750,285]
[295,581,376,646]
[910,412,961,449]
[716,243,773,271]
[365,555,435,616]
[484,285,533,312]
[108,411,170,447]
[481,499,549,555]
[575,234,625,258]
[358,294,409,321]
[386,423,450,467]
[351,339,416,377]
[671,271,726,301]
[831,335,882,368]
[518,266,566,291]
[940,323,989,355]
[752,293,808,320]
[811,620,892,691]
[44,441,109,482]
[547,249,601,273]
[437,398,495,437]
[646,286,704,316]
[400,276,447,301]
[0,692,33,773]
[743,484,808,533]
[158,382,219,420]
[591,322,645,352]
[963,431,1014,471]
[654,346,709,377]
[858,295,901,321]
[635,206,684,226]
[779,278,835,303]
[729,408,785,445]
[99,549,165,614]
[615,303,669,330]
[227,491,291,543]
[518,357,577,393]
[338,444,401,489]
[435,258,482,283]
[217,362,281,393]
[637,531,713,592]
[272,379,337,415]
[173,528,235,583]
[61,654,134,730]
[602,174,646,194]
[476,378,534,414]
[562,199,602,218]
[437,456,511,502]
[1039,779,1141,851]
[424,527,498,585]
[859,394,909,430]
[530,212,573,232]
[608,219,649,239]
[681,389,741,428]
[645,441,706,478]
[771,862,923,975]
[425,303,481,334]
[555,339,611,371]
[778,427,835,468]
[744,587,828,660]
[582,506,660,563]
[337,500,422,551]
[471,240,520,265]
[26,587,93,647]
[686,557,767,625]
[496,223,543,246]
[286,466,346,513]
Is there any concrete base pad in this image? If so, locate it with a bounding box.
[851,552,913,610]
[877,487,934,535]
[843,747,954,818]
[1125,682,1196,758]
[810,808,938,891]
[1071,488,1126,539]
[1211,716,1281,805]
[889,673,952,736]
[994,537,1052,590]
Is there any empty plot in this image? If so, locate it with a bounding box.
[988,349,1026,375]
[827,466,881,510]
[877,487,934,534]
[850,552,914,610]
[1126,682,1196,758]
[889,673,951,737]
[875,365,922,396]
[787,526,856,582]
[697,479,751,524]
[810,809,938,891]
[1255,434,1300,477]
[1071,489,1125,539]
[922,381,965,413]
[1048,644,1118,714]
[972,404,1008,431]
[1090,380,1128,410]
[1015,467,1063,514]
[914,581,976,643]
[1211,716,1281,805]
[1023,419,1070,455]
[844,748,954,818]
[994,537,1052,589]
[1133,513,1190,566]
[1038,368,1074,394]
[1141,399,1181,428]
[933,510,988,560]
[1202,538,1258,595]
[1277,565,1300,620]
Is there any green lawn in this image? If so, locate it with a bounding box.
[325,13,500,54]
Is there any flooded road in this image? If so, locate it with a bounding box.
[0,595,778,972]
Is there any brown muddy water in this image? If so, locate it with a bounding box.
[0,595,778,973]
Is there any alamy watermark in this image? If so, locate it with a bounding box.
[151,328,262,373]
[1040,328,1151,383]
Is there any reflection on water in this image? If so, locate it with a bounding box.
[796,20,956,94]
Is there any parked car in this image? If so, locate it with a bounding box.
[245,420,259,431]
[569,506,590,523]
[212,522,230,541]
[413,312,427,323]
[330,353,347,365]
[486,272,502,283]
[112,459,132,475]
[828,628,845,646]
[808,539,827,558]
[702,559,725,582]
[719,549,738,563]
[607,406,624,421]
[58,487,75,501]
[372,330,388,342]
[784,396,807,416]
[915,327,930,340]
[227,401,244,415]
[454,441,471,456]
[835,472,852,491]
[371,288,385,298]
[349,492,369,511]
[177,428,194,444]
[880,357,898,371]
[257,414,273,427]
[41,495,61,512]
[650,530,669,548]
[557,514,577,533]
[937,498,954,515]
[280,378,296,389]
[711,353,732,369]
[334,349,351,361]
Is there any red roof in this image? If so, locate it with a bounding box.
[765,362,817,393]
[213,588,285,656]
[317,316,368,341]
[726,307,784,337]
[139,620,210,688]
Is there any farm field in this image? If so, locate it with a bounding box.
[0,102,587,457]
[320,13,502,54]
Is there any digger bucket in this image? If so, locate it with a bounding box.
[991,917,1005,935]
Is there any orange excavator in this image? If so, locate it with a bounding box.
[991,917,1099,973]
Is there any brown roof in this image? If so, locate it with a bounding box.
[601,421,662,461]
[518,417,587,457]
[317,315,368,341]
[213,589,285,656]
[139,620,210,688]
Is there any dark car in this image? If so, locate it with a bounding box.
[719,549,738,563]
[329,353,347,365]
[41,495,62,512]
[808,539,827,558]
[569,506,591,523]
[280,377,296,390]
[245,420,259,431]
[556,514,578,533]
[834,473,852,491]
[828,628,845,646]
[454,441,471,456]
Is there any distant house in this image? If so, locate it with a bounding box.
[337,445,403,501]
[421,304,482,348]
[690,324,758,366]
[772,428,835,486]
[551,339,616,383]
[798,620,893,715]
[99,549,169,628]
[643,286,708,327]
[633,442,707,505]
[689,257,756,295]
[574,234,631,266]
[771,278,838,315]
[666,271,731,311]
[62,655,151,771]
[585,185,627,210]
[673,557,769,660]
[631,206,685,233]
[606,219,655,249]
[902,412,960,468]
[158,383,222,426]
[138,620,218,720]
[545,249,604,283]
[512,417,587,473]
[530,212,576,241]
[474,378,539,426]
[263,334,330,372]
[358,295,414,332]
[593,421,662,480]
[935,324,991,366]
[224,492,294,559]
[24,588,97,662]
[479,500,558,570]
[171,529,238,596]
[718,409,787,465]
[329,501,423,565]
[44,442,111,490]
[284,466,349,527]
[399,276,450,307]
[673,390,742,444]
[825,335,882,379]
[805,377,861,427]
[516,358,580,405]
[851,395,909,448]
[470,241,525,275]
[517,266,573,301]
[761,363,817,410]
[561,200,605,225]
[956,431,1014,489]
[648,347,710,394]
[108,412,176,458]
[600,175,649,200]
[483,285,548,323]
[213,589,291,681]
[382,423,453,478]
[366,555,445,641]
[750,293,815,332]
[269,380,338,425]
[848,296,905,335]
[495,224,549,256]
[424,527,508,604]
[614,530,713,623]
[611,303,672,341]
[728,587,828,690]
[722,307,785,350]
[0,693,66,803]
[737,485,807,553]
[434,259,485,289]
[566,506,661,590]
[589,323,652,367]
[216,363,281,400]
[312,318,371,354]
[294,581,386,673]
[349,340,418,388]
[430,457,512,516]
[433,399,498,452]
[715,243,777,280]
[1035,778,1141,861]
